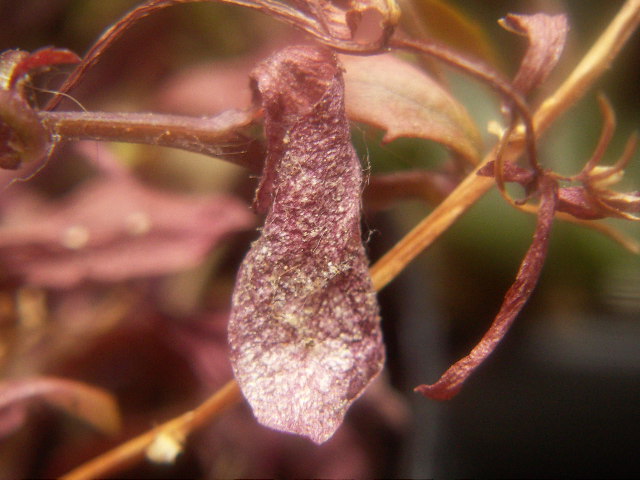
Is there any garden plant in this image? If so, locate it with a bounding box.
[0,0,639,477]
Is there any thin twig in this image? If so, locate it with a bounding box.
[60,380,241,480]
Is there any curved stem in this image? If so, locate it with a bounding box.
[60,380,241,480]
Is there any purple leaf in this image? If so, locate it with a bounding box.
[0,169,254,288]
[228,45,384,444]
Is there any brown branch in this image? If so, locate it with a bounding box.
[60,380,241,480]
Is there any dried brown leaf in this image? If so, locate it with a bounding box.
[292,0,399,43]
[229,46,384,444]
[416,177,558,400]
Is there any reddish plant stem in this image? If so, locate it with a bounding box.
[39,109,263,171]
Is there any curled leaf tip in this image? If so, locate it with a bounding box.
[229,45,384,443]
[500,12,569,95]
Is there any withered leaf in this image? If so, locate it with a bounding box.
[0,377,121,437]
[557,186,640,221]
[499,13,569,95]
[228,45,384,444]
[341,53,483,164]
[416,177,558,400]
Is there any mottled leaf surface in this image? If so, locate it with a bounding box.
[341,53,482,164]
[228,46,384,444]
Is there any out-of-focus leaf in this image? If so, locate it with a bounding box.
[229,45,384,444]
[0,377,121,436]
[364,170,458,210]
[499,13,569,95]
[156,58,256,115]
[292,0,400,43]
[399,0,500,67]
[169,313,233,388]
[341,53,483,164]
[0,171,254,288]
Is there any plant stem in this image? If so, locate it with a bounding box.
[39,110,263,171]
[534,0,640,133]
[371,162,492,291]
[60,380,241,480]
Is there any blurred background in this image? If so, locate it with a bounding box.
[0,0,638,477]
